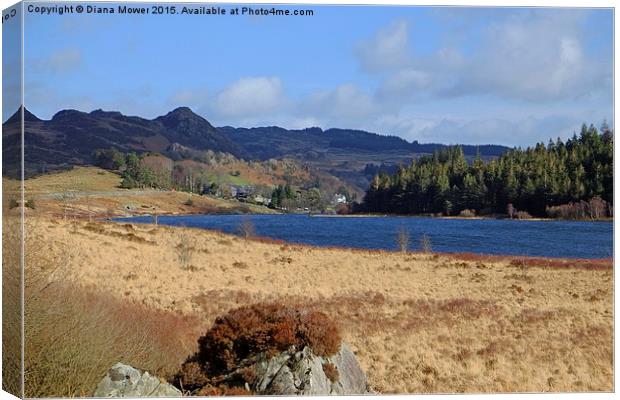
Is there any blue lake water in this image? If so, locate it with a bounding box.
[117,214,613,259]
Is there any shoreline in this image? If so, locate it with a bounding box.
[315,213,613,222]
[109,217,613,267]
[113,208,614,223]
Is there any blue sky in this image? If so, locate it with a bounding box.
[8,3,615,146]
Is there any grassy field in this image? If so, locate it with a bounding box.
[14,212,613,396]
[6,166,277,218]
[23,166,124,195]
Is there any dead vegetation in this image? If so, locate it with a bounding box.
[195,303,341,372]
[2,216,22,396]
[237,219,256,239]
[16,217,614,395]
[396,226,410,252]
[5,217,201,397]
[322,362,339,382]
[175,303,342,394]
[176,229,197,270]
[420,233,432,253]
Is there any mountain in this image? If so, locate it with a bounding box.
[155,107,246,158]
[2,107,511,192]
[2,107,247,177]
[5,106,41,124]
[218,126,507,160]
[217,125,509,191]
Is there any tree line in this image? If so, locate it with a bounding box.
[361,123,613,219]
[92,148,351,211]
[93,149,209,193]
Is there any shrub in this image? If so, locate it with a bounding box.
[175,361,210,391]
[232,261,249,269]
[184,198,194,207]
[25,199,36,209]
[335,203,350,215]
[8,198,18,209]
[459,209,476,218]
[192,303,341,375]
[197,385,253,396]
[546,197,611,220]
[515,210,532,220]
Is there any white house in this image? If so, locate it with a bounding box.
[333,193,347,205]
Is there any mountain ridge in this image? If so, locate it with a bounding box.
[2,106,511,191]
[5,106,510,152]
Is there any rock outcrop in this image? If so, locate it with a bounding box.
[250,344,369,395]
[94,363,181,397]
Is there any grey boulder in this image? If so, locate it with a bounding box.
[251,343,369,395]
[93,362,181,397]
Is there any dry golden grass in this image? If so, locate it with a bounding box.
[21,166,123,194]
[22,214,613,395]
[2,215,23,397]
[9,166,277,218]
[4,216,202,398]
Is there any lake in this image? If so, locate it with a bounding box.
[117,214,613,259]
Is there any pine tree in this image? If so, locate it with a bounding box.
[361,123,613,218]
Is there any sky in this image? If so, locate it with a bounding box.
[6,3,614,146]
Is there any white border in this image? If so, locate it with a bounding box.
[0,1,615,400]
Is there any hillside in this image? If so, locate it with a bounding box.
[2,106,247,178]
[218,125,507,161]
[361,126,613,218]
[7,166,278,217]
[2,107,510,194]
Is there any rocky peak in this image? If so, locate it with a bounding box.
[5,106,41,124]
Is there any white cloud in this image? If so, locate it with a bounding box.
[367,12,610,104]
[355,20,411,72]
[412,115,588,147]
[214,77,287,118]
[301,84,379,123]
[377,68,435,101]
[449,12,605,101]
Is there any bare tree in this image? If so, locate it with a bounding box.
[396,226,410,253]
[176,229,196,270]
[507,203,515,219]
[238,218,256,239]
[420,233,432,254]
